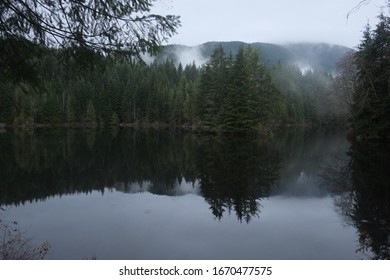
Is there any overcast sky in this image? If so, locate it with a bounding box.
[153,0,388,48]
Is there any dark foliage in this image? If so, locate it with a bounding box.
[0,0,180,82]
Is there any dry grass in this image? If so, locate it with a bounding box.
[1,210,50,260]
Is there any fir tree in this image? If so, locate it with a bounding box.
[352,14,390,138]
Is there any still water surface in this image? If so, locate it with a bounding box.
[0,128,389,259]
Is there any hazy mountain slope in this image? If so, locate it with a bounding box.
[156,41,352,73]
[284,43,352,73]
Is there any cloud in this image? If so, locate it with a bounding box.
[152,0,385,48]
[174,45,208,67]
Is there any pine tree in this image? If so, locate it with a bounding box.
[352,14,390,138]
[1,0,181,84]
[198,44,228,130]
[85,100,97,126]
[219,46,255,133]
[39,96,62,124]
[110,112,120,128]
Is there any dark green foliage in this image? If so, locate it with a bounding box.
[351,14,390,139]
[110,112,120,128]
[0,0,349,131]
[271,63,344,127]
[0,38,47,86]
[197,44,228,129]
[0,0,180,85]
[0,0,180,57]
[219,46,255,133]
[85,100,97,125]
[0,83,14,124]
[198,45,282,134]
[38,97,63,124]
[0,42,347,130]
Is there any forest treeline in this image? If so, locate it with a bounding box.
[0,43,344,133]
[1,14,389,136]
[0,0,389,138]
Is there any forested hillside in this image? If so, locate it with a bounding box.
[0,40,347,134]
[0,2,387,137]
[156,41,351,73]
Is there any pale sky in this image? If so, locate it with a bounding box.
[153,0,388,48]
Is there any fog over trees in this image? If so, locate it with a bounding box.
[0,41,346,133]
[1,0,390,262]
[0,1,389,138]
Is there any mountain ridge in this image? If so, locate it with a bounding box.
[156,41,352,73]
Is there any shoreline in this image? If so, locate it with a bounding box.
[0,121,348,136]
[0,122,194,130]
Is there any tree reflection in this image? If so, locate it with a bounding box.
[323,142,390,259]
[196,136,280,223]
[0,129,198,205]
[0,129,282,223]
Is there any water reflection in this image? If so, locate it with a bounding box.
[196,137,279,222]
[323,141,390,259]
[0,129,197,204]
[0,129,280,222]
[0,128,389,259]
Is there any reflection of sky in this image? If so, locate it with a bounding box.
[3,189,366,260]
[273,170,328,198]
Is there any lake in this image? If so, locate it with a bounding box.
[0,128,389,259]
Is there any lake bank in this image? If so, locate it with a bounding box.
[0,120,348,136]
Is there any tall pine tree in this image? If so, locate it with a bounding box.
[352,14,390,139]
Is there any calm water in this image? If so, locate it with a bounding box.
[0,128,389,259]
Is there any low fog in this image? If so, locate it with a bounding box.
[150,41,350,75]
[173,45,208,67]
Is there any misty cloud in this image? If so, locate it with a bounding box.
[296,62,314,74]
[141,53,156,65]
[174,45,208,67]
[164,45,208,67]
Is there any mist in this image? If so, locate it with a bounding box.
[295,61,314,74]
[173,45,208,67]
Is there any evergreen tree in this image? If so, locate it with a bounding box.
[198,44,228,130]
[219,46,255,133]
[0,83,14,124]
[85,100,97,126]
[270,63,304,125]
[39,96,62,124]
[1,0,181,83]
[110,112,120,128]
[352,14,390,139]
